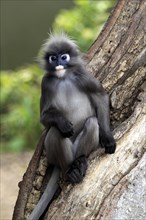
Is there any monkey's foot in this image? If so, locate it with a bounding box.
[65,156,88,184]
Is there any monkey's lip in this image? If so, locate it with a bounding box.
[55,65,64,71]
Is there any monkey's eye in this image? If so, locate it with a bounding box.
[61,54,70,62]
[49,55,57,63]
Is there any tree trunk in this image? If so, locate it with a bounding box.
[13,0,146,219]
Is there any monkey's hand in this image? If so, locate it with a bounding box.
[99,129,116,154]
[57,118,74,138]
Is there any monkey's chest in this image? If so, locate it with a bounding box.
[52,82,94,129]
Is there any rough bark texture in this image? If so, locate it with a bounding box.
[13,0,146,219]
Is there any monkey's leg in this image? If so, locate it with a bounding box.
[66,117,99,183]
[44,127,74,172]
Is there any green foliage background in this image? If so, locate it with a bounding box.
[1,66,42,151]
[0,0,116,152]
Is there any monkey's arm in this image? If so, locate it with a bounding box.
[40,106,74,137]
[40,76,74,137]
[74,71,116,153]
[94,92,116,154]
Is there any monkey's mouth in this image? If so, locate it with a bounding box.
[55,65,64,71]
[55,65,66,77]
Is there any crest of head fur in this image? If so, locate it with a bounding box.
[43,32,79,54]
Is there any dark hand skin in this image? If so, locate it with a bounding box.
[99,128,116,154]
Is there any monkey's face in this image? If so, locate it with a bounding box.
[43,37,81,78]
[49,53,70,68]
[47,53,71,77]
[51,53,71,75]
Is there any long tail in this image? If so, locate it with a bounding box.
[27,167,60,220]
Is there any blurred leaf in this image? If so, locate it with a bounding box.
[0,65,42,152]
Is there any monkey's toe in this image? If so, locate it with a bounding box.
[65,156,88,184]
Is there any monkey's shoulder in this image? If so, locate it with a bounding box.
[72,70,105,94]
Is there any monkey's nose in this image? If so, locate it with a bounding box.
[55,65,64,70]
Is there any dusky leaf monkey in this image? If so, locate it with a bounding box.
[28,33,116,220]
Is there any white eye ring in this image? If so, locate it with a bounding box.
[61,54,70,62]
[49,55,57,63]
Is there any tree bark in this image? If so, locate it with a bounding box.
[13,0,146,219]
